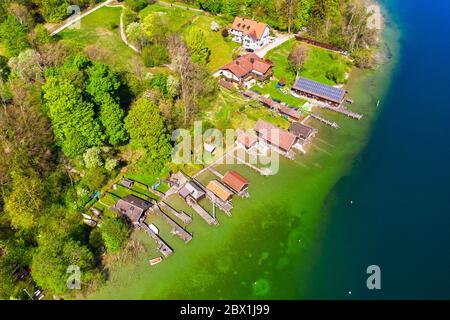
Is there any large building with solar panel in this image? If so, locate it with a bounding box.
[292,77,347,106]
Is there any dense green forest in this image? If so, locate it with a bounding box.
[0,0,379,299]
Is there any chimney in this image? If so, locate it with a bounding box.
[235,60,239,65]
[250,57,255,64]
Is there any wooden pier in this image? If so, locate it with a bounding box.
[208,167,224,179]
[185,196,218,226]
[159,201,192,225]
[151,205,193,243]
[148,187,165,198]
[137,222,173,258]
[231,153,272,176]
[319,104,363,120]
[310,113,340,129]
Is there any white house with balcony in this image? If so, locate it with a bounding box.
[229,17,270,51]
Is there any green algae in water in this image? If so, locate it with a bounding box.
[89,13,399,299]
[252,279,271,297]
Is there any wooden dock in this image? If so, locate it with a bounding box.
[319,104,363,120]
[208,167,224,179]
[151,205,193,243]
[148,187,165,198]
[159,201,192,225]
[310,113,340,129]
[137,222,173,258]
[231,152,272,176]
[185,196,218,226]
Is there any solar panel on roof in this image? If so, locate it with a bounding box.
[293,77,345,103]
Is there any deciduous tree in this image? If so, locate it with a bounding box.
[125,97,172,174]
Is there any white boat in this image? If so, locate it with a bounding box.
[83,219,97,227]
[149,224,159,234]
[149,257,162,266]
[82,213,92,220]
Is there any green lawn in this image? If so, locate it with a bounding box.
[266,39,352,86]
[200,89,291,131]
[140,3,198,30]
[251,80,306,108]
[58,7,136,71]
[140,4,238,71]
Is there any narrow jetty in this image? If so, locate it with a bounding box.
[208,167,224,179]
[319,104,363,120]
[148,187,165,198]
[137,222,173,258]
[185,196,218,226]
[151,205,193,243]
[231,153,272,176]
[159,201,192,225]
[310,113,340,129]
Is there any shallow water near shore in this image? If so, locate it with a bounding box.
[89,0,415,300]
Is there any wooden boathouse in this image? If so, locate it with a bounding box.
[291,77,347,107]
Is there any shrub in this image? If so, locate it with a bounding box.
[125,0,148,12]
[109,22,119,30]
[122,7,139,28]
[221,28,229,38]
[325,65,346,84]
[141,44,170,67]
[83,147,103,168]
[105,158,118,171]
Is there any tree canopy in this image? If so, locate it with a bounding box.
[125,97,172,174]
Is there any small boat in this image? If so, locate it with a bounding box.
[83,219,97,227]
[149,223,159,234]
[149,257,162,266]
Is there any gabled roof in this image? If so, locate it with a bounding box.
[222,171,249,193]
[236,129,258,149]
[220,53,272,78]
[231,17,268,40]
[278,105,302,121]
[254,120,297,152]
[207,180,233,202]
[289,122,315,139]
[115,195,152,223]
[292,77,346,104]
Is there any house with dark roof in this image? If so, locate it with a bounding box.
[178,181,206,201]
[289,122,316,140]
[289,122,317,150]
[230,17,270,50]
[114,194,152,224]
[254,120,297,153]
[292,77,347,106]
[219,53,273,88]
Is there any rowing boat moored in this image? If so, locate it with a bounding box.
[149,257,162,266]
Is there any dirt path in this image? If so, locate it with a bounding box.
[119,8,140,53]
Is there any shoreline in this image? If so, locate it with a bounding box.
[87,0,398,300]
